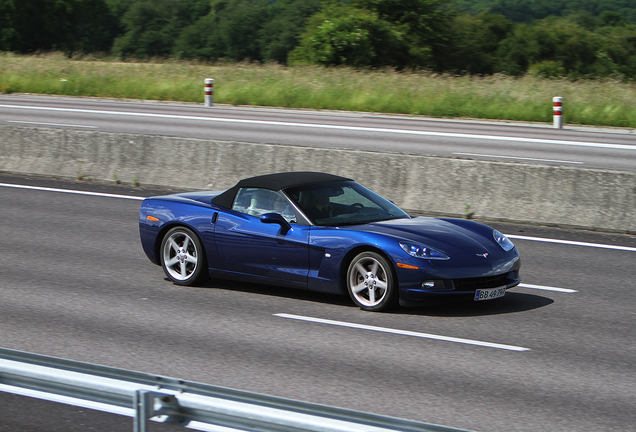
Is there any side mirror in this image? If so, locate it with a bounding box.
[260,213,292,232]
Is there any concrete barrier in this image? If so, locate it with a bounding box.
[1,125,635,234]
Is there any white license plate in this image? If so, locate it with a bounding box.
[474,286,506,301]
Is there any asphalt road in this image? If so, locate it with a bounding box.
[1,173,635,432]
[1,94,635,172]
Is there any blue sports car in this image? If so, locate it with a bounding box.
[139,172,521,311]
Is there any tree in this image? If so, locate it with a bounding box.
[290,0,455,69]
[452,0,636,25]
[258,0,322,64]
[113,0,210,58]
[288,4,412,67]
[352,0,455,69]
[441,12,514,74]
[173,0,271,62]
[173,14,221,60]
[494,16,636,78]
[0,0,118,54]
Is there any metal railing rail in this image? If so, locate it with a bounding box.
[0,347,473,432]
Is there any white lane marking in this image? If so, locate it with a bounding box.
[453,152,584,164]
[7,120,97,128]
[518,283,577,293]
[275,313,530,352]
[507,234,636,252]
[2,104,635,151]
[2,183,633,252]
[0,183,145,200]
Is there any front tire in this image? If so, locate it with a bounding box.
[160,227,208,286]
[346,251,397,311]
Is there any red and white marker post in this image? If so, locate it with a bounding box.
[553,96,563,129]
[204,79,214,107]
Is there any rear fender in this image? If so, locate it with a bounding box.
[140,198,220,269]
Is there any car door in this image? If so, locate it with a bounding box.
[214,188,310,284]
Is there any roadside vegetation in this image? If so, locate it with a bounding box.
[1,52,635,128]
[2,0,636,77]
[1,0,635,127]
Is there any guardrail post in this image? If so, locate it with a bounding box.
[204,79,214,107]
[133,390,154,432]
[134,390,183,432]
[553,96,563,129]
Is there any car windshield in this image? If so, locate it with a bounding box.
[284,181,410,226]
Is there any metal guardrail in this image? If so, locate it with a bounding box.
[0,347,473,432]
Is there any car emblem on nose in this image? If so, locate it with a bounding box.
[476,253,489,258]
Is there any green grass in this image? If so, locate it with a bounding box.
[1,52,635,128]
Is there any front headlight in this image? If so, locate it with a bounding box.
[493,230,515,251]
[399,242,450,260]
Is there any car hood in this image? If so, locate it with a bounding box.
[336,216,519,278]
[347,216,505,255]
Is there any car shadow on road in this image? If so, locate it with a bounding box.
[197,279,554,316]
[197,278,355,307]
[396,292,554,317]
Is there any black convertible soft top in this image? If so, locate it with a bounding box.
[211,172,352,208]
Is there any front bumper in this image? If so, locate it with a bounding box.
[397,257,521,307]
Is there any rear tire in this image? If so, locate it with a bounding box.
[346,251,397,311]
[160,227,208,286]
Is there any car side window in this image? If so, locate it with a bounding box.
[232,188,296,223]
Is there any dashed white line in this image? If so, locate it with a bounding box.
[453,152,584,164]
[518,283,577,293]
[274,313,530,351]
